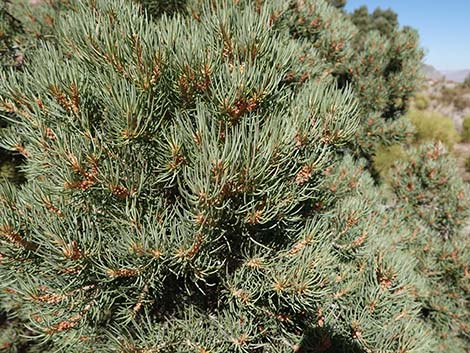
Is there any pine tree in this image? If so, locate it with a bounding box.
[283,1,423,171]
[0,0,72,349]
[0,0,23,69]
[350,6,399,38]
[325,0,346,9]
[0,0,25,186]
[0,0,71,70]
[389,143,470,352]
[0,1,467,352]
[1,0,72,185]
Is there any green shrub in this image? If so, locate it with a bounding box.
[391,143,469,236]
[406,110,460,149]
[389,143,470,352]
[465,155,470,172]
[462,74,470,89]
[438,85,470,110]
[413,93,429,110]
[372,144,408,178]
[462,116,470,142]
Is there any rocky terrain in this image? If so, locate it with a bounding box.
[421,80,470,130]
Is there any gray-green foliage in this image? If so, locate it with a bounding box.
[0,0,71,70]
[389,143,470,352]
[0,1,467,353]
[0,0,432,352]
[350,5,399,38]
[1,0,72,188]
[462,116,470,142]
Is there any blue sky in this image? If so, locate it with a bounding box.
[345,0,470,71]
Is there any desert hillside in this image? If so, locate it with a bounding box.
[413,74,470,181]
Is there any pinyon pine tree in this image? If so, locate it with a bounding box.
[280,0,423,170]
[388,143,470,353]
[1,0,71,185]
[0,0,467,352]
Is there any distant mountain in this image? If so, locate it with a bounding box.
[422,64,444,81]
[422,64,470,83]
[441,69,470,83]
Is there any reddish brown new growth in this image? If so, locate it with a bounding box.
[288,236,314,256]
[196,64,212,91]
[106,268,139,278]
[351,320,362,339]
[295,165,313,185]
[334,287,349,299]
[231,333,248,346]
[70,83,80,114]
[132,284,149,315]
[220,24,233,60]
[62,266,81,274]
[34,97,45,110]
[346,212,359,228]
[148,248,162,259]
[324,166,333,176]
[43,197,63,217]
[194,213,207,226]
[62,240,83,260]
[295,131,308,148]
[226,96,258,121]
[231,288,250,304]
[247,209,263,225]
[272,278,287,293]
[45,315,81,335]
[331,41,344,52]
[179,64,211,103]
[15,143,29,157]
[32,292,64,305]
[426,145,442,160]
[186,232,204,258]
[49,84,79,114]
[377,266,396,289]
[351,231,368,248]
[211,159,226,183]
[0,224,36,250]
[131,33,144,73]
[438,176,447,185]
[150,60,161,86]
[269,10,281,25]
[310,17,320,28]
[45,127,56,140]
[64,180,94,191]
[111,185,130,199]
[49,85,68,109]
[218,120,226,141]
[246,257,263,269]
[193,130,203,146]
[168,143,186,170]
[64,154,99,191]
[0,99,16,113]
[316,308,325,327]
